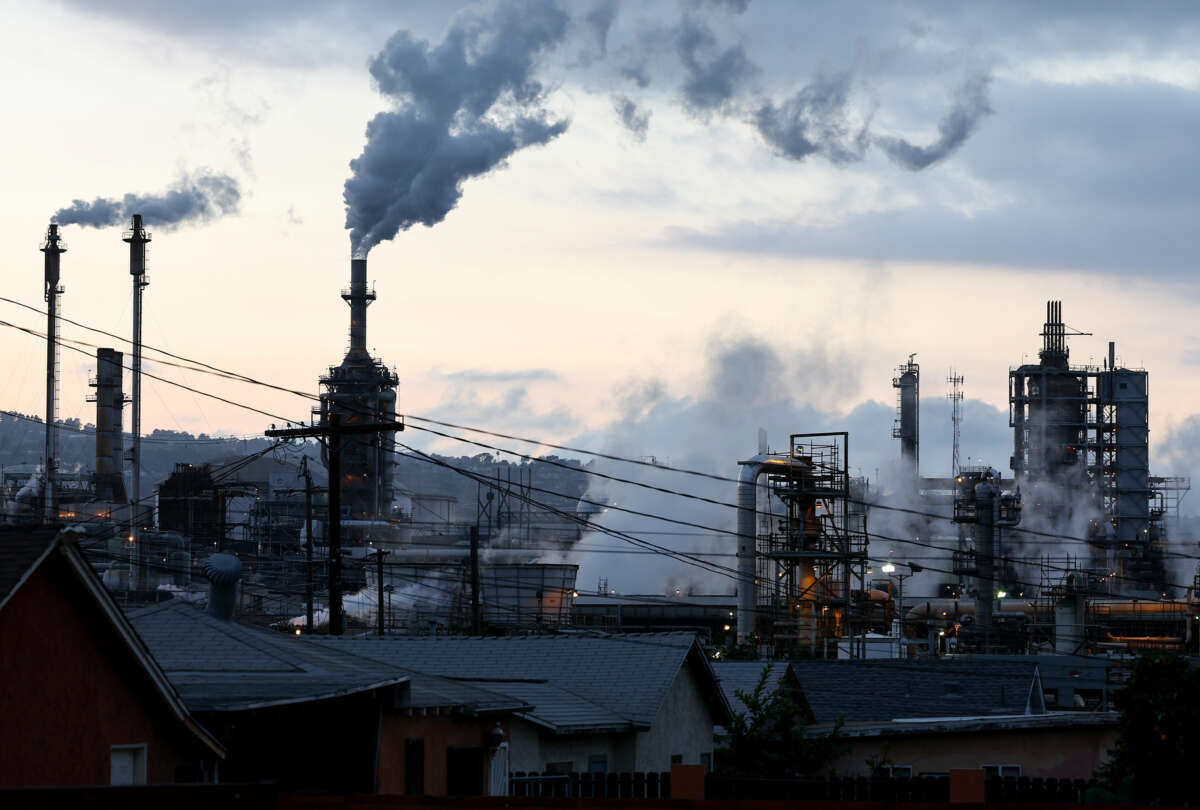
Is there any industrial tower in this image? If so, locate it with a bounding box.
[318,257,399,528]
[1009,300,1169,593]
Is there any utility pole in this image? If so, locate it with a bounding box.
[470,525,481,634]
[301,457,314,635]
[375,548,389,636]
[265,415,403,635]
[216,488,226,553]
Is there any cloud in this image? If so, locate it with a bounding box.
[876,71,993,169]
[613,94,651,140]
[440,368,562,383]
[754,71,870,164]
[53,171,241,230]
[343,0,571,257]
[676,13,758,114]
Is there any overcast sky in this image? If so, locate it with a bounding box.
[4,1,1200,551]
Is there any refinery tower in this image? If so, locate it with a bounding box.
[318,257,399,525]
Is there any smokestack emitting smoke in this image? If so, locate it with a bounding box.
[343,0,570,258]
[53,171,241,230]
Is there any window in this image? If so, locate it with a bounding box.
[983,765,1021,779]
[588,754,608,774]
[110,745,147,785]
[700,753,712,771]
[670,754,683,765]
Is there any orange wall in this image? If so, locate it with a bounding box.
[0,554,212,786]
[831,725,1118,779]
[377,712,503,796]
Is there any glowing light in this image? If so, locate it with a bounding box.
[723,624,731,631]
[997,590,1008,599]
[294,628,301,636]
[882,563,896,574]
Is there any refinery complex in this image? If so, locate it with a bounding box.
[4,216,1194,664]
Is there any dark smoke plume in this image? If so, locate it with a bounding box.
[613,94,651,141]
[53,172,241,230]
[876,72,993,170]
[754,72,870,165]
[344,0,570,258]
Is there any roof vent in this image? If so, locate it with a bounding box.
[204,553,242,622]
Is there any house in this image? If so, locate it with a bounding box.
[314,631,734,774]
[0,527,222,786]
[128,595,529,795]
[720,658,1117,780]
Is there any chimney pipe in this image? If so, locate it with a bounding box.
[40,223,66,524]
[123,215,150,541]
[205,553,242,621]
[344,257,374,356]
[92,348,126,503]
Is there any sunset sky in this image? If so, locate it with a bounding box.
[4,0,1200,498]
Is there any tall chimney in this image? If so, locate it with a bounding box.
[122,215,150,541]
[91,348,127,503]
[40,223,66,523]
[343,257,374,357]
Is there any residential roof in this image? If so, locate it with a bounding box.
[829,710,1119,738]
[129,600,411,712]
[311,631,734,733]
[128,600,531,716]
[788,659,1044,725]
[0,526,60,612]
[0,526,224,758]
[712,661,794,719]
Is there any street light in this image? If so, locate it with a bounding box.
[884,562,923,650]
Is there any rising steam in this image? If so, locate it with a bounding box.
[343,0,571,258]
[53,172,241,230]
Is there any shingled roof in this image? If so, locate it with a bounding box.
[312,631,734,734]
[787,658,1044,725]
[128,600,526,716]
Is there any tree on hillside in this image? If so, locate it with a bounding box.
[1097,653,1200,804]
[716,663,843,778]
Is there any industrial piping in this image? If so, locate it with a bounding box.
[736,454,811,645]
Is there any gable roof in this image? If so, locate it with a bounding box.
[0,526,224,757]
[788,658,1044,725]
[0,526,61,612]
[311,631,734,732]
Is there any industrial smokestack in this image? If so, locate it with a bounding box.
[91,348,126,503]
[123,215,150,541]
[344,257,373,357]
[204,553,242,622]
[40,223,66,524]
